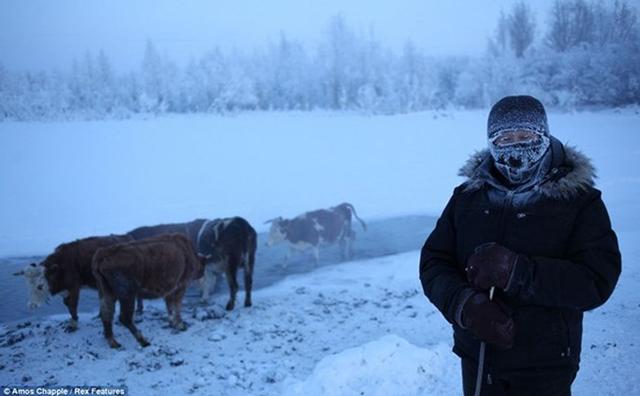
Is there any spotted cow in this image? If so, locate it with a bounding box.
[266,202,366,265]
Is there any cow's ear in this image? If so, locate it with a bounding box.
[30,262,37,267]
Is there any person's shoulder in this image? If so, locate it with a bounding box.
[456,149,491,194]
[447,183,480,210]
[452,181,483,197]
[540,142,597,201]
[451,183,469,197]
[580,185,606,206]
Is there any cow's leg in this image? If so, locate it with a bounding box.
[62,287,80,332]
[199,265,216,303]
[134,296,144,324]
[169,287,188,331]
[313,246,320,265]
[135,296,144,315]
[339,237,347,261]
[119,296,150,347]
[341,233,354,260]
[243,253,254,308]
[164,296,175,323]
[282,247,292,269]
[348,229,356,259]
[199,269,209,302]
[224,261,239,311]
[99,291,121,349]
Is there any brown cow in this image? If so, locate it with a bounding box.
[127,220,214,301]
[265,202,367,265]
[92,233,206,348]
[127,217,257,310]
[13,234,136,332]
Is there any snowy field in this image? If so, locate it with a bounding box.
[0,109,638,257]
[1,109,639,395]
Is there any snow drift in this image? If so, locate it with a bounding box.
[282,334,458,396]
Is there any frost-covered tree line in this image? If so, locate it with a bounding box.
[1,0,638,121]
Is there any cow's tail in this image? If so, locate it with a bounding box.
[91,250,113,297]
[343,203,367,231]
[246,228,257,276]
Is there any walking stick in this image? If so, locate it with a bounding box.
[473,286,495,396]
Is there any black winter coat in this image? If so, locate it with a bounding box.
[420,137,621,370]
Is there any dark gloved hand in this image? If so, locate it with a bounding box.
[466,242,518,291]
[462,292,515,350]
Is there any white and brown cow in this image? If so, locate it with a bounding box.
[127,217,257,310]
[92,233,207,348]
[13,234,136,332]
[265,202,366,265]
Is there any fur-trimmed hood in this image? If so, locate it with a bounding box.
[458,137,596,200]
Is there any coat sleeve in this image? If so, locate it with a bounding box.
[506,189,621,311]
[420,189,474,325]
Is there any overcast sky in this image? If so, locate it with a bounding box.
[0,0,557,72]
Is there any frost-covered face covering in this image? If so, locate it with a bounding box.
[487,95,552,185]
[489,130,550,185]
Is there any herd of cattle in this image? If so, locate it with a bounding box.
[13,203,366,348]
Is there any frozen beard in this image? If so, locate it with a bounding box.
[489,131,550,185]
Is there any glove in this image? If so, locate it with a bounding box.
[462,292,515,350]
[466,242,518,291]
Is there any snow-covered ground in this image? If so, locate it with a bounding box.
[1,109,639,395]
[0,252,457,395]
[0,252,458,395]
[1,246,638,395]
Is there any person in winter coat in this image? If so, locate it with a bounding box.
[419,95,621,396]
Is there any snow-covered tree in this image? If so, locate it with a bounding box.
[1,7,638,121]
[320,14,358,109]
[0,63,9,120]
[140,40,178,114]
[507,2,536,58]
[95,50,116,113]
[254,33,312,110]
[546,0,596,51]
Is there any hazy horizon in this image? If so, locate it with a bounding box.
[0,0,559,72]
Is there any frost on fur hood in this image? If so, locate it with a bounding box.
[458,137,596,200]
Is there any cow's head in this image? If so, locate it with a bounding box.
[13,262,51,309]
[265,217,286,247]
[196,253,212,279]
[200,240,224,264]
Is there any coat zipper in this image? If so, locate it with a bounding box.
[497,190,515,244]
[499,187,572,360]
[479,189,515,378]
[559,311,572,357]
